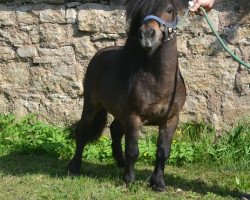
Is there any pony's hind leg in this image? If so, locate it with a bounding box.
[68,107,107,175]
[110,119,126,168]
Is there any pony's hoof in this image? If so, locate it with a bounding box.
[151,184,166,192]
[68,160,81,175]
[124,173,135,186]
[149,175,166,192]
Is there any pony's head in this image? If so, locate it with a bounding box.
[125,0,178,52]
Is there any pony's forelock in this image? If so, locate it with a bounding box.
[124,0,176,37]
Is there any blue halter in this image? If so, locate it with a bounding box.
[143,15,178,30]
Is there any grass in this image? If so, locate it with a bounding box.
[0,114,249,199]
[0,153,249,200]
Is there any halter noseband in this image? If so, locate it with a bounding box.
[142,15,178,42]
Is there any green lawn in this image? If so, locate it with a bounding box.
[0,152,249,200]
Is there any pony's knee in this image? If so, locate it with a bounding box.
[156,146,171,161]
[125,145,139,162]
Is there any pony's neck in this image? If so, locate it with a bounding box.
[122,37,178,78]
[146,37,178,77]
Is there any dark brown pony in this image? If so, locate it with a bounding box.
[69,0,186,191]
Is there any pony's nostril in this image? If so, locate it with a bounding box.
[150,29,155,38]
[138,31,143,39]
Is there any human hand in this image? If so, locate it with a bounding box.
[189,0,216,13]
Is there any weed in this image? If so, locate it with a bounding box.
[0,114,74,158]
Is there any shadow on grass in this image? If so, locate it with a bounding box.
[165,173,246,199]
[0,151,246,199]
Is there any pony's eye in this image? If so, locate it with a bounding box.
[166,8,173,14]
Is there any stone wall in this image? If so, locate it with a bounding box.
[0,0,249,129]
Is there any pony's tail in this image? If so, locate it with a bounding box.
[88,108,108,142]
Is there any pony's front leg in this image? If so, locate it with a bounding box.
[149,116,179,192]
[124,116,141,185]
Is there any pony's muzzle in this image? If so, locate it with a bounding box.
[139,22,162,49]
[139,27,155,48]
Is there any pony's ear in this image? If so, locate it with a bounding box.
[172,0,190,10]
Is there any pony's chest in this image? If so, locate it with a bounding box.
[143,103,168,122]
[129,74,176,123]
[131,87,171,123]
[141,97,170,122]
[138,96,181,126]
